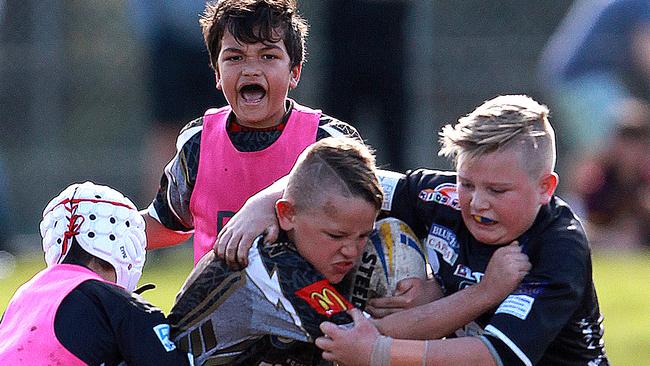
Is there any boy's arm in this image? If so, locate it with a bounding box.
[214,176,288,267]
[317,309,498,366]
[365,278,444,319]
[372,242,530,340]
[145,119,202,250]
[142,212,192,249]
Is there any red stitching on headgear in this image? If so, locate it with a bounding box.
[60,199,85,262]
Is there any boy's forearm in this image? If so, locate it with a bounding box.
[376,281,503,340]
[253,175,288,209]
[142,212,192,249]
[266,175,289,196]
[390,337,496,366]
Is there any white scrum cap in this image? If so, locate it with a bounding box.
[39,182,146,292]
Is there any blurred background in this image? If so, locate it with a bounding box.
[0,0,649,363]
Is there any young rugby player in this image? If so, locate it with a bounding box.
[143,0,361,266]
[317,95,608,366]
[0,182,192,365]
[168,138,381,365]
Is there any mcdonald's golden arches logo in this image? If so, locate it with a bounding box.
[295,280,352,317]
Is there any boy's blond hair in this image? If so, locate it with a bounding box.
[439,95,556,178]
[285,137,382,212]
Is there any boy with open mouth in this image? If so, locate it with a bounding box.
[141,0,362,266]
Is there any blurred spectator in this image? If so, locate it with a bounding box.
[569,98,650,251]
[126,2,225,198]
[539,0,650,160]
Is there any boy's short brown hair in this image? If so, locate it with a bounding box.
[439,94,557,178]
[200,0,308,71]
[285,137,383,212]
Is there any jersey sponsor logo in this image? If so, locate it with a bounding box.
[295,280,352,317]
[426,224,459,265]
[418,183,460,210]
[453,264,483,282]
[153,324,177,352]
[378,170,404,211]
[495,294,535,320]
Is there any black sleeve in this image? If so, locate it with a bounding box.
[317,114,362,141]
[149,117,203,232]
[55,280,191,366]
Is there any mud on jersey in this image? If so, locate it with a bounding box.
[149,99,361,232]
[168,232,353,366]
[379,169,608,366]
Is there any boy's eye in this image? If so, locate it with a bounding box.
[489,187,506,194]
[327,232,345,240]
[262,54,278,60]
[460,181,473,190]
[226,55,242,61]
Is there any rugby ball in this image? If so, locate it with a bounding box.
[348,218,427,310]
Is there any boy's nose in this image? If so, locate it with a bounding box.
[470,191,490,211]
[340,240,362,258]
[241,62,262,76]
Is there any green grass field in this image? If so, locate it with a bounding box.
[1,249,648,365]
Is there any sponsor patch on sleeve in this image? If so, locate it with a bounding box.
[377,170,404,211]
[153,324,177,352]
[295,279,352,317]
[418,183,460,210]
[495,294,535,320]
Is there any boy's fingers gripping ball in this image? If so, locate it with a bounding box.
[347,218,427,310]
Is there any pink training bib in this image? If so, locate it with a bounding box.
[190,101,320,263]
[0,264,110,365]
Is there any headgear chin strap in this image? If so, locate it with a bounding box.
[40,182,146,292]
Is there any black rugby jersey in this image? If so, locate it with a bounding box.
[54,280,192,366]
[168,231,353,366]
[149,99,361,232]
[379,169,608,366]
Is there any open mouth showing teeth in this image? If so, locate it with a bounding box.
[473,215,496,225]
[240,84,266,102]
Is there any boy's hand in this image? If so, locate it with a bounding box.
[478,241,531,302]
[366,278,443,318]
[316,309,379,366]
[214,198,280,269]
[214,175,287,268]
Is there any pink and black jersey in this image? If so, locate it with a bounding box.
[0,264,192,366]
[147,99,360,261]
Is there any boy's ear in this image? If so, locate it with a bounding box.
[215,70,222,90]
[289,64,302,89]
[538,172,559,205]
[276,199,296,231]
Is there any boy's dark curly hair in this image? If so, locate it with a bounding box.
[200,0,309,71]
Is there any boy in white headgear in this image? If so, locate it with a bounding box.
[0,182,193,365]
